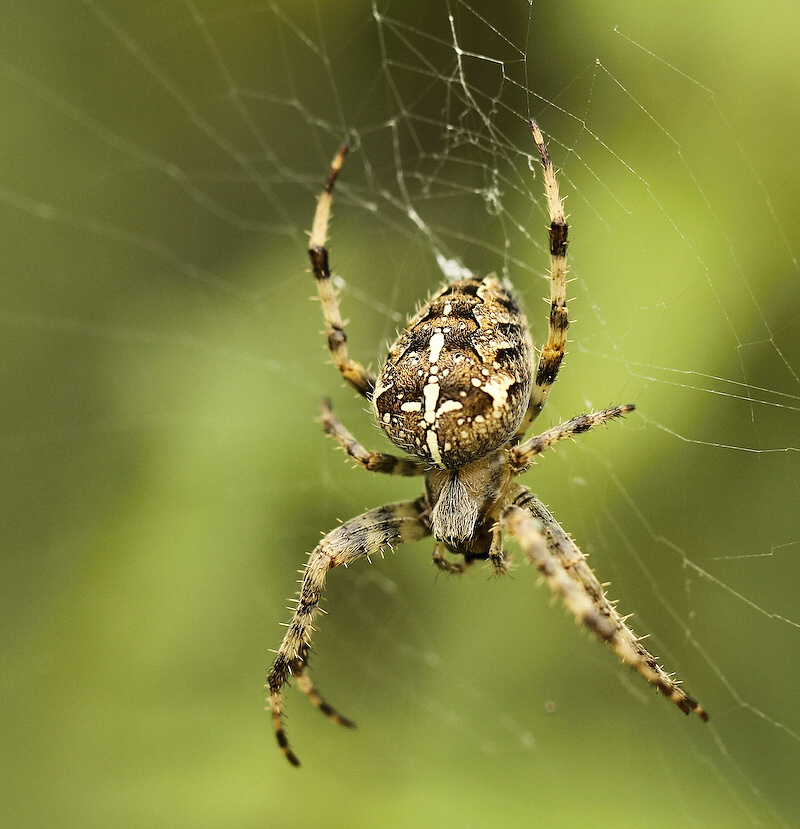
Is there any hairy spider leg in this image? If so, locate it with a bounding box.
[503,490,708,721]
[509,405,635,474]
[267,497,431,766]
[515,119,570,441]
[308,145,377,399]
[321,398,427,476]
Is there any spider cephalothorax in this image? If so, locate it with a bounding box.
[266,121,707,767]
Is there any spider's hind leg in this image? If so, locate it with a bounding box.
[501,487,708,721]
[267,658,354,767]
[295,665,355,729]
[267,497,431,766]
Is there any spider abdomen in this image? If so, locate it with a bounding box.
[372,276,534,468]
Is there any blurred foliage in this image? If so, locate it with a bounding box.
[2,1,800,827]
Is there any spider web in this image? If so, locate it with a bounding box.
[2,1,799,826]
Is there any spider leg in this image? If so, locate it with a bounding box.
[509,405,635,475]
[487,523,511,576]
[515,119,569,441]
[501,488,708,721]
[309,145,377,399]
[267,496,431,766]
[294,666,355,729]
[321,398,427,476]
[431,541,474,574]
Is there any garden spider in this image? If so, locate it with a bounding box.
[267,120,707,766]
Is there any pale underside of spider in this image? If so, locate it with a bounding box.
[267,120,707,766]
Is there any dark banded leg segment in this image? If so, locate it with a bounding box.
[309,145,376,399]
[515,119,570,440]
[509,405,635,475]
[321,398,427,476]
[294,666,355,729]
[267,497,431,766]
[503,490,708,721]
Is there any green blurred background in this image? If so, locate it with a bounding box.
[2,1,800,827]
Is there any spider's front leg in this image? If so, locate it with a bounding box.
[515,120,570,440]
[267,497,431,766]
[308,145,377,399]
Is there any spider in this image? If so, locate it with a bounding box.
[267,120,707,766]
